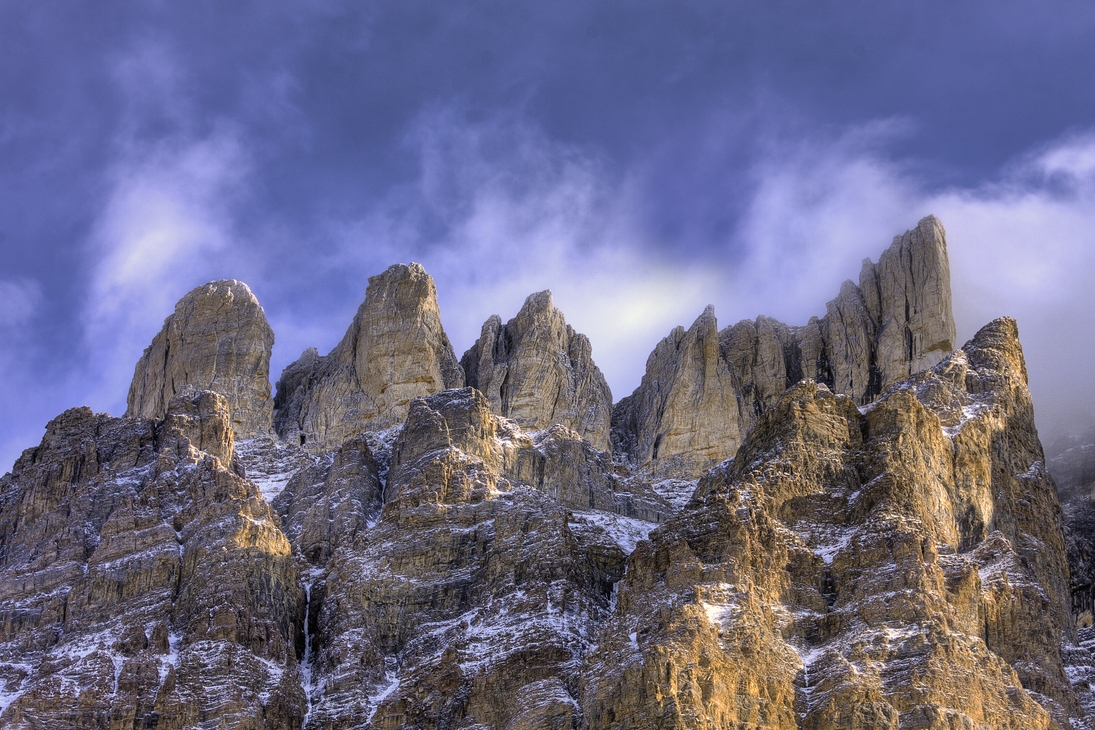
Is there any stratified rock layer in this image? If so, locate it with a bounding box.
[300,388,644,728]
[614,215,957,476]
[126,280,275,438]
[461,290,613,450]
[273,263,464,452]
[0,390,303,729]
[587,318,1080,729]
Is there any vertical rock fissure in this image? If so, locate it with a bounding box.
[301,577,317,728]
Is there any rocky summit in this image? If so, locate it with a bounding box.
[2,215,1093,729]
[126,279,275,439]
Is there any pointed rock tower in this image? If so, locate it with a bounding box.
[126,280,275,438]
[273,263,464,451]
[611,305,743,477]
[461,290,613,450]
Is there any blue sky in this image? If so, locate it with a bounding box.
[3,1,1095,468]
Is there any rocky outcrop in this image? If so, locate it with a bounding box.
[273,263,464,452]
[272,435,383,567]
[614,216,957,477]
[0,391,303,728]
[611,306,744,478]
[506,425,672,522]
[461,290,613,450]
[126,279,275,438]
[585,318,1082,729]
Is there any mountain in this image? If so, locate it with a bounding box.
[1,216,1091,729]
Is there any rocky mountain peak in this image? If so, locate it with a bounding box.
[125,279,274,438]
[273,262,464,451]
[461,288,613,449]
[613,215,958,478]
[611,302,742,478]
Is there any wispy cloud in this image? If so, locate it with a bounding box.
[0,278,42,329]
[81,40,251,414]
[320,110,720,397]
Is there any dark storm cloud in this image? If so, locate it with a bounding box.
[2,1,1095,466]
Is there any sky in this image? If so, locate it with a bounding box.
[3,1,1095,469]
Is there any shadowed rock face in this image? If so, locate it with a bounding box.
[0,391,303,729]
[461,290,613,451]
[298,388,646,728]
[273,263,464,452]
[614,215,957,477]
[126,280,275,439]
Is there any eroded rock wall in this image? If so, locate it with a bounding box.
[0,391,303,729]
[586,318,1079,729]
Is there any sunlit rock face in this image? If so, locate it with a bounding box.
[613,215,957,478]
[126,279,276,439]
[461,290,614,451]
[611,305,744,479]
[586,319,1084,730]
[273,263,465,453]
[2,217,1089,729]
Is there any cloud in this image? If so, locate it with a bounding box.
[0,278,42,329]
[79,39,252,415]
[316,110,720,398]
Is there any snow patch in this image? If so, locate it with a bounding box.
[568,511,654,553]
[650,478,698,512]
[366,659,400,722]
[943,401,990,438]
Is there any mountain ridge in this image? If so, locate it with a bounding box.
[1,215,1092,729]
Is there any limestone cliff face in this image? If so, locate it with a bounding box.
[0,391,303,729]
[612,306,743,478]
[614,216,957,477]
[461,291,613,450]
[586,318,1082,729]
[273,263,464,452]
[126,280,275,438]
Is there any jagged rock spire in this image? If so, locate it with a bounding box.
[273,263,464,451]
[460,290,613,450]
[613,215,957,477]
[611,305,742,477]
[126,279,274,438]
